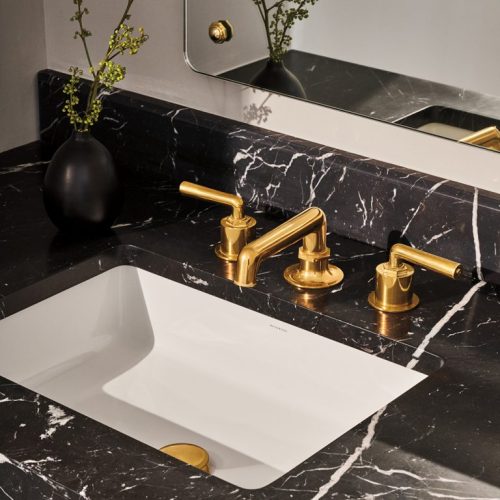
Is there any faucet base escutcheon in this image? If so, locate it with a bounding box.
[284,263,344,289]
[284,245,344,289]
[368,290,420,313]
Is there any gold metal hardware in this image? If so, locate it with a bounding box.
[159,443,210,473]
[375,311,411,340]
[293,289,330,312]
[460,126,500,152]
[179,181,256,262]
[234,207,343,289]
[368,243,463,313]
[221,260,237,282]
[209,20,233,44]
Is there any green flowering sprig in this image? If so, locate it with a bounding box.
[63,0,149,132]
[251,0,319,63]
[63,67,101,130]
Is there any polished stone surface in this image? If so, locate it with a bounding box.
[37,69,500,282]
[222,50,500,129]
[0,143,499,499]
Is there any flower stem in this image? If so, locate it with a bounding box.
[84,0,135,115]
[75,1,95,77]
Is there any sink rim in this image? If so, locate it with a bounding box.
[0,261,444,489]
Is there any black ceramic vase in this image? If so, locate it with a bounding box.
[251,59,306,99]
[43,131,122,233]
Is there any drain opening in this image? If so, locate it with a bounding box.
[160,443,210,473]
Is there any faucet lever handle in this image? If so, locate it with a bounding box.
[179,181,256,262]
[180,182,244,220]
[368,243,463,313]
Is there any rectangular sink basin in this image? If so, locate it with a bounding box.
[396,105,500,143]
[0,266,427,489]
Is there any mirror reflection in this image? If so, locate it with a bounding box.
[186,0,500,153]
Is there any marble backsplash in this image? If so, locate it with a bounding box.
[38,70,500,281]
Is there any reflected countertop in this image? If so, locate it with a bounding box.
[222,50,500,126]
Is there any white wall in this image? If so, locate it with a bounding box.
[186,0,268,75]
[0,0,47,152]
[292,0,500,97]
[2,0,498,194]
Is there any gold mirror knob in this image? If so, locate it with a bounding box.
[179,181,256,262]
[368,244,463,313]
[209,20,233,44]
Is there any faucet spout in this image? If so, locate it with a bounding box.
[235,207,344,289]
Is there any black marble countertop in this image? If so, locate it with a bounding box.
[222,50,500,128]
[0,143,499,499]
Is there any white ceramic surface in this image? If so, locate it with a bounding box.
[0,266,426,489]
[418,122,473,141]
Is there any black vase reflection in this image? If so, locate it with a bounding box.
[43,131,123,234]
[251,60,307,99]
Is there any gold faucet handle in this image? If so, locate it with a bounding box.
[179,181,256,262]
[368,243,463,313]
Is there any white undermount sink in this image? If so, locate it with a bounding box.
[0,266,426,489]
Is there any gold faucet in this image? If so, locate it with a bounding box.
[234,207,344,289]
[460,126,500,152]
[368,243,463,313]
[179,181,256,262]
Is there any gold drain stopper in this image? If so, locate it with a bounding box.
[159,443,210,473]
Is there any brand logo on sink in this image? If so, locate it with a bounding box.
[269,324,288,333]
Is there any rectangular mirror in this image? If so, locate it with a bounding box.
[185,0,500,154]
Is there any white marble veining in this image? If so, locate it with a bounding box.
[312,278,487,498]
